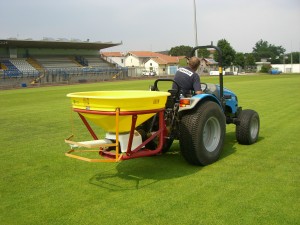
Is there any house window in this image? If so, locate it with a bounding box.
[150,63,152,66]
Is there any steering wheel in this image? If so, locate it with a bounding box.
[201,83,208,92]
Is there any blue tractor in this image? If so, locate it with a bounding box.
[141,45,260,166]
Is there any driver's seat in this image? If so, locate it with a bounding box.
[166,89,180,108]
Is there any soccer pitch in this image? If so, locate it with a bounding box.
[1,74,299,225]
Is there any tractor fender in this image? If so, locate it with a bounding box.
[178,94,223,113]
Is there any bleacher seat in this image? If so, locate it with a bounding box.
[84,56,111,67]
[1,56,115,79]
[9,58,39,76]
[35,57,82,69]
[0,59,21,77]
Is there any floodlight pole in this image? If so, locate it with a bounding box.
[193,0,198,57]
[290,41,292,73]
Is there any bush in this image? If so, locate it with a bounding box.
[260,64,272,73]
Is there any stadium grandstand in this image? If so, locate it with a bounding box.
[0,38,127,88]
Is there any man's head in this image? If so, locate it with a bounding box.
[188,57,200,71]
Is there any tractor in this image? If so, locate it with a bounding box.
[137,45,260,165]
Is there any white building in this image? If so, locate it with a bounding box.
[271,64,300,73]
[102,51,184,75]
[100,52,126,67]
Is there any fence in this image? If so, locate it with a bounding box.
[0,67,128,89]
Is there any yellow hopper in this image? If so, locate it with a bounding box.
[65,90,170,162]
[67,90,170,132]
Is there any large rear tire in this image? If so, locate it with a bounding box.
[179,101,226,166]
[236,109,260,145]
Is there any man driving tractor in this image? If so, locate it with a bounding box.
[172,56,203,96]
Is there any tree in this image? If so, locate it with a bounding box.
[234,52,245,68]
[169,45,211,58]
[244,53,256,72]
[252,39,285,63]
[197,49,210,58]
[283,52,300,64]
[169,45,192,57]
[214,39,236,68]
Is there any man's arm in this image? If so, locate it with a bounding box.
[195,90,204,94]
[193,73,203,94]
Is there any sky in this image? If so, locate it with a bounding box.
[1,0,299,53]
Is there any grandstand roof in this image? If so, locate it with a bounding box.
[0,39,121,50]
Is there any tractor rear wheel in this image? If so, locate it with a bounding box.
[236,109,260,145]
[179,101,226,166]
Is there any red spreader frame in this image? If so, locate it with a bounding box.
[65,107,166,162]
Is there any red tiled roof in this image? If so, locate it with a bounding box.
[156,54,183,64]
[103,51,185,64]
[151,57,168,65]
[128,51,159,57]
[202,58,218,64]
[101,52,123,57]
[128,51,184,64]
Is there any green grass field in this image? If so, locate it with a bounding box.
[1,74,299,225]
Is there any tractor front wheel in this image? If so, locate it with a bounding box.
[179,101,226,166]
[236,109,260,145]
